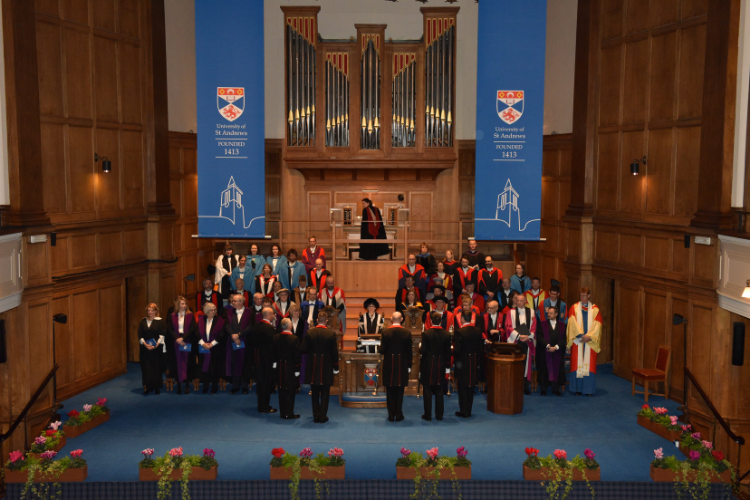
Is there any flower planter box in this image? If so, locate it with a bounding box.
[270,465,345,480]
[650,464,731,483]
[64,411,110,439]
[638,415,681,442]
[29,436,68,459]
[396,466,471,480]
[522,465,600,481]
[3,466,88,483]
[139,465,218,481]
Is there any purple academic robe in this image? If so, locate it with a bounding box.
[539,319,565,383]
[170,313,194,382]
[224,305,253,378]
[197,315,225,373]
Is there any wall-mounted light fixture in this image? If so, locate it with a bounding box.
[630,156,646,176]
[94,153,112,173]
[742,279,750,298]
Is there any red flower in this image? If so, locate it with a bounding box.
[67,410,79,418]
[642,404,649,410]
[271,448,285,459]
[711,450,724,461]
[45,430,56,437]
[524,447,539,457]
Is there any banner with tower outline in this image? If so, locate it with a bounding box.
[196,1,266,237]
[474,1,546,240]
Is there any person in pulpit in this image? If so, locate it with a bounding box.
[301,236,326,277]
[416,243,437,276]
[398,254,428,300]
[478,256,502,302]
[357,298,385,353]
[524,278,547,321]
[462,239,485,270]
[265,244,287,276]
[274,288,294,327]
[510,263,532,294]
[381,312,413,422]
[425,295,453,329]
[280,249,306,291]
[502,293,536,395]
[251,307,278,413]
[498,278,514,311]
[196,278,223,318]
[223,293,253,394]
[359,198,390,261]
[256,264,278,298]
[292,275,310,305]
[321,276,346,333]
[567,287,602,396]
[272,318,301,419]
[301,310,340,423]
[481,300,503,343]
[464,282,486,314]
[167,296,196,395]
[215,245,240,304]
[230,256,252,295]
[539,284,567,324]
[138,303,166,395]
[395,276,423,312]
[420,312,453,421]
[197,302,225,394]
[453,256,477,300]
[309,259,330,292]
[234,279,251,308]
[538,305,566,396]
[453,317,484,418]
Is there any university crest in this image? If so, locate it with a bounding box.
[217,87,245,122]
[496,90,524,124]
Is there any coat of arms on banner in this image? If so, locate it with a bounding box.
[364,364,379,387]
[217,87,245,122]
[496,90,524,124]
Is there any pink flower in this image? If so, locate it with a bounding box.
[40,451,57,461]
[691,432,701,440]
[654,448,664,460]
[96,398,107,406]
[426,448,439,461]
[701,440,713,450]
[83,404,92,412]
[141,448,154,458]
[9,451,24,463]
[653,407,668,415]
[168,447,183,458]
[681,425,692,432]
[669,416,678,426]
[300,448,313,459]
[328,448,344,458]
[203,448,215,459]
[34,436,47,445]
[456,446,468,458]
[584,448,596,460]
[553,449,567,460]
[49,421,61,431]
[400,447,411,458]
[70,449,83,459]
[689,450,700,461]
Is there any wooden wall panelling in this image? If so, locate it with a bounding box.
[613,280,642,378]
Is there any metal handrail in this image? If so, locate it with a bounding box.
[0,364,59,445]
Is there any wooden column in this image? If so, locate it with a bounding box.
[0,0,49,227]
[691,0,741,230]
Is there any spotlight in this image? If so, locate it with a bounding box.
[94,153,112,173]
[630,156,646,176]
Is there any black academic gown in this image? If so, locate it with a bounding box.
[167,313,197,383]
[359,207,389,260]
[381,327,413,387]
[454,324,483,416]
[222,307,254,387]
[301,326,340,386]
[537,319,567,391]
[498,289,514,310]
[138,318,166,390]
[273,332,301,418]
[250,320,277,411]
[196,291,224,318]
[420,327,452,419]
[196,315,225,383]
[462,251,486,269]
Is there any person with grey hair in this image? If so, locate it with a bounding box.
[273,317,301,419]
[251,307,278,413]
[380,312,413,422]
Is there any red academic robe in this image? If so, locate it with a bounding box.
[309,269,331,291]
[301,246,326,276]
[502,307,536,381]
[425,310,454,329]
[256,275,278,297]
[478,268,503,297]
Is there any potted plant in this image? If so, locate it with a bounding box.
[269,447,346,500]
[138,448,218,500]
[395,447,471,500]
[637,404,682,442]
[28,421,66,458]
[650,446,735,499]
[4,449,87,500]
[678,428,715,458]
[522,448,598,500]
[63,398,110,438]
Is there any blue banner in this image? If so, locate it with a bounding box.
[196,1,266,238]
[474,1,546,241]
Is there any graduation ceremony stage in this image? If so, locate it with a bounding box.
[5,363,734,499]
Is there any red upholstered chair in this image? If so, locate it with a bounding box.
[632,345,671,402]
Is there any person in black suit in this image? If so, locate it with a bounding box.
[250,308,278,413]
[196,302,225,394]
[453,321,484,418]
[420,312,452,421]
[300,310,340,423]
[538,305,567,396]
[273,318,302,419]
[224,293,254,394]
[498,278,514,310]
[381,312,413,422]
[138,303,167,395]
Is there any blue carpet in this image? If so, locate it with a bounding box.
[48,363,682,482]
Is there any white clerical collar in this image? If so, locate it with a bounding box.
[517,307,525,314]
[550,319,557,328]
[204,291,212,297]
[236,308,245,314]
[309,246,317,252]
[237,289,244,294]
[486,267,493,272]
[254,306,262,311]
[504,289,511,296]
[408,265,415,272]
[462,267,469,273]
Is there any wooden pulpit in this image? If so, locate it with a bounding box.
[486,343,525,415]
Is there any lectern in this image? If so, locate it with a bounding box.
[487,343,525,415]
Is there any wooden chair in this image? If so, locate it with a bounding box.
[632,345,671,402]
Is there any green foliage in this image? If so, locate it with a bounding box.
[19,455,86,500]
[523,455,542,470]
[150,452,214,500]
[396,451,467,500]
[29,432,65,453]
[272,451,341,500]
[530,454,596,500]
